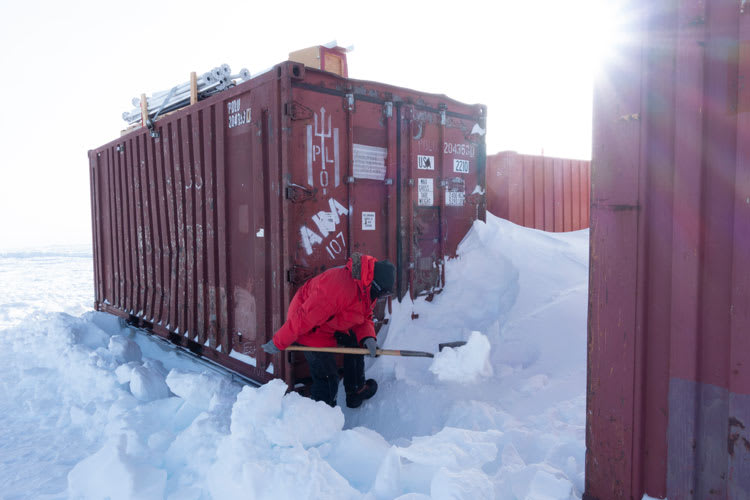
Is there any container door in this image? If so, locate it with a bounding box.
[440,111,485,257]
[348,99,393,262]
[286,90,351,284]
[404,105,444,298]
[283,87,351,385]
[403,104,485,299]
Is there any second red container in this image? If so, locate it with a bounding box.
[486,151,590,232]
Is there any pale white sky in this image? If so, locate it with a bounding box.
[0,0,617,249]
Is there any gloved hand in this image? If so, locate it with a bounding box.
[261,339,281,355]
[362,337,378,357]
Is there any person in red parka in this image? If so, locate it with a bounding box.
[261,253,396,408]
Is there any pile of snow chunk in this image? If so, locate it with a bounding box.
[429,331,493,383]
[205,380,504,499]
[4,310,508,499]
[371,427,500,499]
[115,359,171,402]
[207,380,359,499]
[66,364,244,500]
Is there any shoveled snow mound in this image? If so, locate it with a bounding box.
[429,331,493,383]
[0,214,589,499]
[344,213,589,497]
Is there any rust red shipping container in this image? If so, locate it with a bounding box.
[586,1,750,499]
[486,151,590,232]
[88,61,486,389]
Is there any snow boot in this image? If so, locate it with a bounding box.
[346,379,378,408]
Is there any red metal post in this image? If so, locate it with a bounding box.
[586,1,750,498]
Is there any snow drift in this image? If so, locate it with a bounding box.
[0,214,589,499]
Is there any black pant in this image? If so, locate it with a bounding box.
[303,331,365,407]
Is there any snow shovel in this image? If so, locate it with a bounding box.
[285,341,466,359]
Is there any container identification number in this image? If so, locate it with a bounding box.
[228,98,252,129]
[443,142,475,157]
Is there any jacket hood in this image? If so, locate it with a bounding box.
[346,253,376,289]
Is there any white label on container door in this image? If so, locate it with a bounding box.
[353,144,387,180]
[417,155,435,170]
[453,159,470,173]
[445,178,465,206]
[362,211,376,230]
[418,178,434,206]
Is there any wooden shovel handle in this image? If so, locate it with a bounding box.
[285,345,434,358]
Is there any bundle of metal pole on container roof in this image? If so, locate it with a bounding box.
[122,65,251,125]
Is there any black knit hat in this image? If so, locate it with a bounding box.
[371,260,396,299]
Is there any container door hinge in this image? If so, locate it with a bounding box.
[439,104,447,126]
[345,93,354,111]
[285,101,314,120]
[285,183,314,203]
[287,265,315,285]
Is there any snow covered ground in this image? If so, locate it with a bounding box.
[0,214,589,499]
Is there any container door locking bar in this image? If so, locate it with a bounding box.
[284,101,313,121]
[285,183,314,203]
[287,265,315,285]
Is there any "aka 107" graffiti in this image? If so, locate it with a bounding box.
[300,197,349,259]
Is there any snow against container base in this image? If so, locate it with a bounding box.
[428,331,493,383]
[0,215,589,499]
[108,334,142,363]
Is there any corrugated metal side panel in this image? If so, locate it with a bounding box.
[509,153,523,224]
[486,152,590,231]
[89,153,102,305]
[543,158,555,231]
[90,100,238,365]
[585,2,750,500]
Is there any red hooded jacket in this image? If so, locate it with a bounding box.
[272,253,378,350]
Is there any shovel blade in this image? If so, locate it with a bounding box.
[438,341,467,351]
